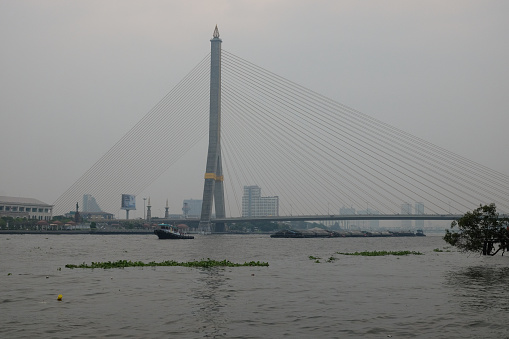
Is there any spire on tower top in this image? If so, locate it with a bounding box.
[213,25,220,38]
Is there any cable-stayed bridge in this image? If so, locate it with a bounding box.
[53,28,509,231]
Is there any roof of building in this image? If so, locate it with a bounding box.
[0,196,53,207]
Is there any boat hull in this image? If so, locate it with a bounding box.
[154,229,194,240]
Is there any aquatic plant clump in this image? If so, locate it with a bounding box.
[65,259,269,269]
[336,250,423,256]
[433,247,452,253]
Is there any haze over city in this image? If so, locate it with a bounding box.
[1,1,508,218]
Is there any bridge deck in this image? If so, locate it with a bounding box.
[152,214,463,224]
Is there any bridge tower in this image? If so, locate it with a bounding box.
[199,26,226,233]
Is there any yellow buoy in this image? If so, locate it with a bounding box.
[57,294,63,301]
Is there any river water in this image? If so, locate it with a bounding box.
[1,233,508,338]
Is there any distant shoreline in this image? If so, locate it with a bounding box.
[0,230,443,236]
[0,230,153,235]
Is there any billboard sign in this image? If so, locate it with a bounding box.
[121,194,136,210]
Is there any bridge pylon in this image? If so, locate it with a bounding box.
[199,26,226,233]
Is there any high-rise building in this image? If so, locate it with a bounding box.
[358,208,380,229]
[83,194,102,212]
[415,202,424,229]
[183,199,203,218]
[401,202,412,228]
[339,206,356,229]
[242,186,279,217]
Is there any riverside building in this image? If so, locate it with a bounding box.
[0,196,53,220]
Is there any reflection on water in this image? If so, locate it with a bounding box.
[192,268,229,338]
[446,265,509,311]
[452,266,509,286]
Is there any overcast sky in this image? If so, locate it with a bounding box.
[1,1,508,217]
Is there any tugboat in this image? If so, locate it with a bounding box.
[154,224,194,240]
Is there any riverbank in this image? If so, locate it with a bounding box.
[0,230,153,235]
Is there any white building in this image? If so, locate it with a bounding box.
[242,186,279,217]
[0,196,53,220]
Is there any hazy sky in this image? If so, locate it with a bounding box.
[1,1,508,217]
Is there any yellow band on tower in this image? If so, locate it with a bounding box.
[204,173,216,180]
[204,173,224,181]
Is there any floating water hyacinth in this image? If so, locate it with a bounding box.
[65,259,269,269]
[336,250,423,256]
